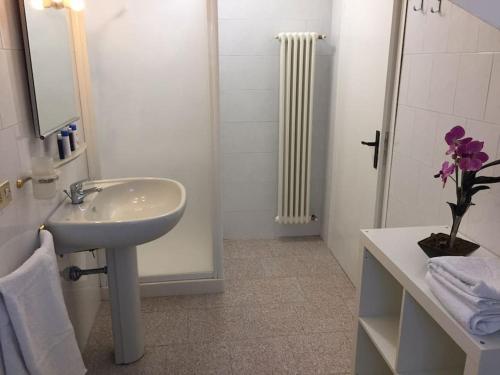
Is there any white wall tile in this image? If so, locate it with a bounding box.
[454,53,493,120]
[393,105,415,157]
[428,53,459,114]
[423,0,451,53]
[222,181,276,212]
[405,0,427,54]
[218,19,307,56]
[386,196,410,227]
[0,50,30,129]
[415,163,444,224]
[389,152,420,204]
[223,152,277,185]
[220,89,278,122]
[221,122,277,153]
[0,126,21,192]
[398,56,411,105]
[407,54,433,108]
[218,0,332,21]
[411,109,439,166]
[223,210,276,239]
[0,50,18,128]
[219,56,279,90]
[8,50,30,124]
[477,21,500,52]
[447,3,480,53]
[0,0,23,50]
[485,54,500,125]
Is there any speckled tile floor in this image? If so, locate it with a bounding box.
[83,238,356,374]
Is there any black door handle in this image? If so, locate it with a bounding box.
[361,130,380,169]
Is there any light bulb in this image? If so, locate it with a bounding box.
[69,0,85,11]
[30,0,44,10]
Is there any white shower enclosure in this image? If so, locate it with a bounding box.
[84,0,222,293]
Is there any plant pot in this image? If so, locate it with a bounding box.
[418,232,480,258]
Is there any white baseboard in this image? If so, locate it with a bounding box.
[100,278,225,300]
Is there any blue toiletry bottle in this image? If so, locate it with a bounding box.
[57,133,65,160]
[70,123,79,146]
[61,129,72,158]
[67,126,76,151]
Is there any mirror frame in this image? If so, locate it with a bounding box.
[18,0,80,139]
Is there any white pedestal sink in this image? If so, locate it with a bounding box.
[47,178,186,364]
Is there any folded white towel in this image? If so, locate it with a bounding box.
[426,271,500,335]
[428,256,500,300]
[0,230,86,375]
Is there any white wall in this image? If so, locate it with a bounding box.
[0,0,100,349]
[218,0,333,239]
[387,0,500,255]
[85,0,217,278]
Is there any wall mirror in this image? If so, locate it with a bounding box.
[19,0,79,139]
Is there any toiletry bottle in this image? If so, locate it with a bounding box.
[67,126,76,151]
[61,129,72,158]
[57,133,65,160]
[70,123,79,147]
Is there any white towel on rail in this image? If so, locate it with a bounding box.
[0,230,86,375]
[0,296,28,375]
[428,256,500,301]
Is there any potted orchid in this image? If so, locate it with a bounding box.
[418,125,500,258]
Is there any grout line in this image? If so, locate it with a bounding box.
[482,53,496,121]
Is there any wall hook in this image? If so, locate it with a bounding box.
[413,0,424,12]
[431,0,442,13]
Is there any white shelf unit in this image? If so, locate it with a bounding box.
[353,226,500,375]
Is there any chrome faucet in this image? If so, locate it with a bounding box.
[64,179,102,204]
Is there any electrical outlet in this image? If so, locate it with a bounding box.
[0,181,12,210]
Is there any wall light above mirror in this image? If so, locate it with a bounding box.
[19,0,83,138]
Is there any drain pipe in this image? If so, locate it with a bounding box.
[62,266,108,282]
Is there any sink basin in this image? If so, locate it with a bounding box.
[48,177,186,254]
[47,177,186,365]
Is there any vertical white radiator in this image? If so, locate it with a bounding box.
[276,32,318,224]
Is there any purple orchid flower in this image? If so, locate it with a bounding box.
[445,126,472,156]
[433,125,500,251]
[437,161,455,187]
[456,140,489,171]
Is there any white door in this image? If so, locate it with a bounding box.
[326,0,402,284]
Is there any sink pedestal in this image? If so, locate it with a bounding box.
[106,246,144,364]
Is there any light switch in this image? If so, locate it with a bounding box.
[0,181,12,210]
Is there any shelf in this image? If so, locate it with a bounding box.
[359,316,400,370]
[15,143,88,189]
[354,227,497,374]
[356,324,393,375]
[54,143,87,169]
[359,249,403,318]
[396,291,465,374]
